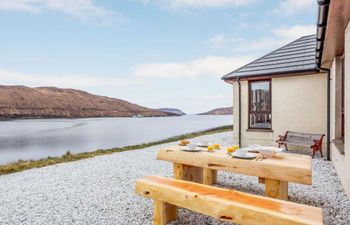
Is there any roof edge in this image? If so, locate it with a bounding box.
[222,68,320,81]
[316,0,330,67]
[222,34,316,80]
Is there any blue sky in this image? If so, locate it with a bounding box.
[0,0,317,114]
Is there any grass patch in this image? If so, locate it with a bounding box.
[0,125,232,176]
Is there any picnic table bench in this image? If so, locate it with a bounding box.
[135,176,323,225]
[157,146,312,200]
[276,131,325,158]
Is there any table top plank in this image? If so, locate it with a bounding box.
[157,146,312,185]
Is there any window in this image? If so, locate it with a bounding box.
[333,56,345,154]
[248,80,272,129]
[335,56,345,140]
[341,57,345,139]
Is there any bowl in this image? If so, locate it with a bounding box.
[187,144,197,150]
[249,144,261,148]
[198,140,210,146]
[258,150,277,158]
[236,148,250,154]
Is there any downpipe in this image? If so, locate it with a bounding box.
[317,66,331,161]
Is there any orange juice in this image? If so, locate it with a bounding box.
[213,143,220,149]
[207,145,214,152]
[227,147,234,153]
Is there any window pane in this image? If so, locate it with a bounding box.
[249,81,271,129]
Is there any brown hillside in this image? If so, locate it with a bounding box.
[199,107,233,115]
[0,85,167,118]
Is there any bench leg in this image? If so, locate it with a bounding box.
[311,147,323,158]
[278,143,288,151]
[153,200,177,225]
[203,168,217,185]
[265,179,288,200]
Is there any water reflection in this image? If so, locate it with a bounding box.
[0,115,232,164]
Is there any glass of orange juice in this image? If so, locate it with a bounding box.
[207,145,214,152]
[213,143,220,149]
[227,147,234,154]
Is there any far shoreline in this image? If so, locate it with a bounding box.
[0,114,230,121]
[0,114,179,121]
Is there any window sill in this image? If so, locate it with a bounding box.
[246,128,273,133]
[333,138,345,155]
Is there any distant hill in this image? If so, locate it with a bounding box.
[0,85,170,119]
[157,108,186,116]
[198,107,233,115]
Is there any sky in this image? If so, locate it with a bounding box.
[0,0,318,114]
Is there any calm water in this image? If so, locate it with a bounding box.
[0,115,232,164]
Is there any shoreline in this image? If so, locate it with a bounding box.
[0,125,233,176]
[0,114,228,121]
[0,114,178,121]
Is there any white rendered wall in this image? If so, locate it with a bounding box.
[232,73,327,150]
[331,21,350,197]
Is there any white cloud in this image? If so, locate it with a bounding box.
[133,55,255,79]
[141,0,258,10]
[271,0,315,16]
[0,0,119,24]
[0,0,40,13]
[235,21,271,31]
[0,68,144,89]
[200,95,230,100]
[207,33,244,48]
[208,33,226,45]
[273,24,315,40]
[208,24,315,52]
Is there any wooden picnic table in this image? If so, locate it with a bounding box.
[157,146,312,200]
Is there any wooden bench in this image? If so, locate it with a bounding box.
[276,131,325,158]
[135,176,323,225]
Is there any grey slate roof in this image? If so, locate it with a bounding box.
[222,35,318,80]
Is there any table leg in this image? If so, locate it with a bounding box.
[183,165,203,183]
[173,163,184,180]
[173,163,217,185]
[173,163,203,183]
[203,168,217,185]
[212,170,218,184]
[264,178,288,200]
[258,177,265,184]
[153,200,177,225]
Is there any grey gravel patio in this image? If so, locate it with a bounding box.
[0,131,349,225]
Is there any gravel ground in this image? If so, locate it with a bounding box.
[0,131,349,225]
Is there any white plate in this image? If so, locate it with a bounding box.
[231,152,256,159]
[196,142,212,147]
[235,148,250,153]
[181,148,202,152]
[258,147,285,152]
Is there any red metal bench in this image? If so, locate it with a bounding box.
[276,131,325,158]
